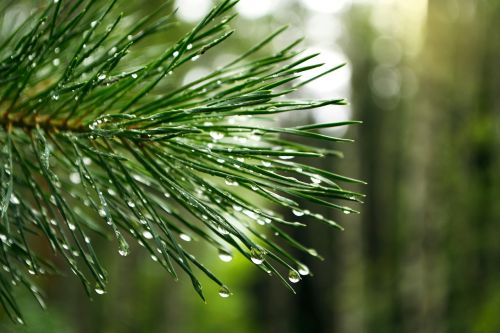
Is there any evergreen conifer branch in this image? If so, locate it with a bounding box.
[0,0,363,323]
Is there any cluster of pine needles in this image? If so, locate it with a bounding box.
[0,0,363,323]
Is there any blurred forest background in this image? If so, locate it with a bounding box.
[1,0,499,332]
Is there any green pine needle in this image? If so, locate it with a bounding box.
[0,0,361,323]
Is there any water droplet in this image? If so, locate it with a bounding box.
[52,58,60,66]
[173,51,179,58]
[209,131,224,140]
[131,73,138,79]
[292,209,304,217]
[127,201,135,208]
[261,161,272,167]
[95,288,106,295]
[250,248,264,265]
[250,134,261,142]
[191,55,200,61]
[218,286,231,298]
[187,43,193,50]
[98,208,106,217]
[288,270,301,283]
[279,152,295,160]
[298,264,310,276]
[224,178,239,186]
[310,176,322,184]
[232,204,242,212]
[142,231,153,239]
[216,225,229,235]
[342,207,351,214]
[10,195,20,205]
[90,21,98,28]
[243,210,258,220]
[308,248,318,256]
[69,172,81,184]
[179,233,191,242]
[98,74,106,81]
[218,249,233,262]
[115,230,130,257]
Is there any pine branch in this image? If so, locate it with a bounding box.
[0,0,363,323]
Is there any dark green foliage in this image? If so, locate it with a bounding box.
[0,0,359,323]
